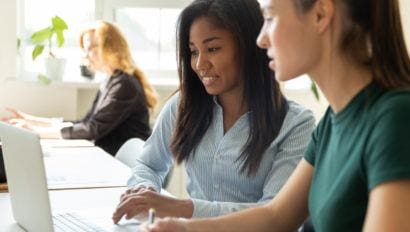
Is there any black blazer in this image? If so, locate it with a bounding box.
[61,70,151,156]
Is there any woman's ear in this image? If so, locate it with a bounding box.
[313,0,335,33]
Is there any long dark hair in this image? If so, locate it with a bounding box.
[294,0,410,88]
[170,0,288,176]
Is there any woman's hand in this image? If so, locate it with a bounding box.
[5,107,24,118]
[7,118,32,129]
[2,108,32,130]
[1,107,24,122]
[118,185,156,203]
[112,188,193,224]
[139,217,189,232]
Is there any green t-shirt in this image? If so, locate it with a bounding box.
[304,83,410,232]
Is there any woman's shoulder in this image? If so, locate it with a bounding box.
[284,100,316,124]
[164,93,180,109]
[109,70,143,91]
[275,100,316,138]
[371,88,410,116]
[153,93,180,127]
[378,88,410,105]
[157,93,180,116]
[111,70,137,84]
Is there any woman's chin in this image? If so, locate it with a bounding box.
[204,88,219,96]
[268,60,276,71]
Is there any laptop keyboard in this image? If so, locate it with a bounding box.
[53,212,108,232]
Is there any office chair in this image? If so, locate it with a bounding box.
[115,138,172,188]
[115,138,145,169]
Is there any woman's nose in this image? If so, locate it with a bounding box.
[195,53,211,71]
[256,26,269,49]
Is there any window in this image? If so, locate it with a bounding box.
[18,0,95,81]
[283,74,312,90]
[18,0,190,83]
[114,8,181,71]
[17,0,311,90]
[97,0,191,81]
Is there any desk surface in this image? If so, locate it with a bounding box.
[0,187,140,232]
[0,140,142,231]
[41,139,95,148]
[2,140,130,191]
[44,146,131,189]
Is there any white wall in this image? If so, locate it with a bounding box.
[401,0,410,53]
[0,81,79,119]
[0,0,17,81]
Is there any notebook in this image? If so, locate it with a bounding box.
[0,122,139,232]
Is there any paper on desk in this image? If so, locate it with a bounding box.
[41,139,94,148]
[43,147,131,189]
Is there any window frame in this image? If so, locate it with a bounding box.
[96,0,191,82]
[16,0,98,83]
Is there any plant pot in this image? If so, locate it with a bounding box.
[45,57,66,81]
[80,65,95,79]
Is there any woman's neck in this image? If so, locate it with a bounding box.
[217,92,248,133]
[102,65,116,76]
[311,56,373,113]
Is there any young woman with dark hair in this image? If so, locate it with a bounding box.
[112,0,314,222]
[139,0,410,231]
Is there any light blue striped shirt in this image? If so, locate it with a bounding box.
[128,94,315,217]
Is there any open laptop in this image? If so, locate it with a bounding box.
[0,122,139,232]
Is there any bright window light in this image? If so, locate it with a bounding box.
[283,74,312,90]
[20,0,95,81]
[115,8,181,71]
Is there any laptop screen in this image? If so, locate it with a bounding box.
[0,122,54,231]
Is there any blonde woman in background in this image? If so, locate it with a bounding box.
[3,21,158,156]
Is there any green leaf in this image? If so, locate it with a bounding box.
[31,27,53,44]
[310,81,320,101]
[52,15,68,31]
[55,30,64,47]
[37,73,51,85]
[32,45,44,60]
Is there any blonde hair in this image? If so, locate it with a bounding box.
[79,21,158,109]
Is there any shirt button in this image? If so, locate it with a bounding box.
[214,184,219,189]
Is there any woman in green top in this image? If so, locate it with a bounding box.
[140,0,410,231]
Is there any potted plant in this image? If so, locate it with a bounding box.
[31,15,68,81]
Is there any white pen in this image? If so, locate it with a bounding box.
[148,208,156,224]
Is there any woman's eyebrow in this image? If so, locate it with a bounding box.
[261,6,274,14]
[189,36,222,46]
[202,36,221,44]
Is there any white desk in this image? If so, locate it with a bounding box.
[0,140,140,231]
[0,187,139,232]
[40,139,95,148]
[43,146,131,189]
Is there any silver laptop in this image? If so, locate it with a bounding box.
[0,122,138,232]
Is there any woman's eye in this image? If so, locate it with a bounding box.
[208,47,220,52]
[190,50,199,57]
[265,17,274,23]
